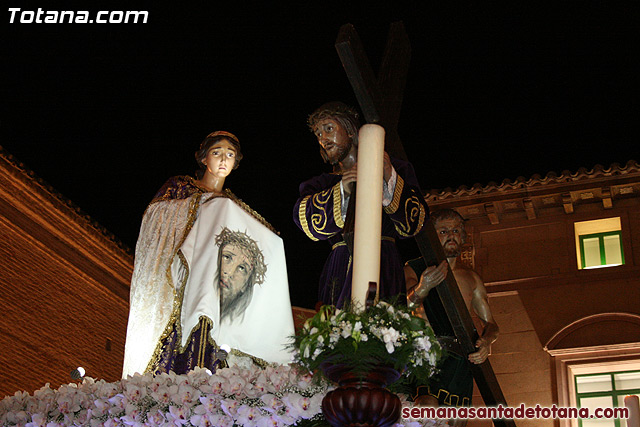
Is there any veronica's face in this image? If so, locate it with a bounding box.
[313,118,352,164]
[435,218,465,257]
[219,243,253,300]
[202,139,236,179]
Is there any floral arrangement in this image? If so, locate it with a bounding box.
[1,365,328,427]
[291,300,443,389]
[0,364,450,427]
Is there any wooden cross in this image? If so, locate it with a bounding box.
[335,22,517,427]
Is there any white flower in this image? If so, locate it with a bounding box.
[381,327,400,353]
[312,347,323,358]
[329,329,340,344]
[414,336,432,353]
[340,321,353,338]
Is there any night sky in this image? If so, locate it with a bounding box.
[3,2,638,308]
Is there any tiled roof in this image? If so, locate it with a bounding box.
[425,160,640,202]
[0,145,132,255]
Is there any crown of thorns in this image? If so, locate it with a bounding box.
[215,227,266,285]
[307,101,359,130]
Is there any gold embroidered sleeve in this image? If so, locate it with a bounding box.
[295,182,343,241]
[384,174,427,237]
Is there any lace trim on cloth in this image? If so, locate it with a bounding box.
[123,195,197,377]
[214,188,278,235]
[150,176,278,235]
[144,194,201,373]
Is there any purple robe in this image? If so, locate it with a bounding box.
[293,157,428,307]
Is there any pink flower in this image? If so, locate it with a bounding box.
[144,407,167,426]
[259,394,283,413]
[294,372,314,390]
[255,414,290,427]
[171,383,200,407]
[95,382,120,399]
[57,391,81,415]
[92,398,110,417]
[207,414,234,427]
[281,393,322,420]
[103,418,122,427]
[219,399,239,417]
[107,394,126,415]
[150,385,175,405]
[221,376,247,396]
[196,395,220,414]
[235,404,262,426]
[121,403,142,426]
[205,376,225,395]
[190,412,218,427]
[167,405,190,425]
[123,383,146,403]
[72,408,93,425]
[25,413,46,427]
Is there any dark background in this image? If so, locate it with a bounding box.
[3,2,638,309]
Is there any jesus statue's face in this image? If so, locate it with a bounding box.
[313,118,353,165]
[219,243,253,303]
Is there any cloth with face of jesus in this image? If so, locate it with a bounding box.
[123,176,294,377]
[293,156,428,308]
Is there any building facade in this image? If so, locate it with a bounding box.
[0,147,133,396]
[424,160,640,427]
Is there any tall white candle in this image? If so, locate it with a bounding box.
[626,395,640,427]
[351,124,385,311]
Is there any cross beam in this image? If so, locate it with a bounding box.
[335,22,516,427]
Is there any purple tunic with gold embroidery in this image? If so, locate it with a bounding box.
[293,157,428,307]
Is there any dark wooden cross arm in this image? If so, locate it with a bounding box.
[335,22,516,427]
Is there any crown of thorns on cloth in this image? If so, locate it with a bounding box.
[215,227,267,285]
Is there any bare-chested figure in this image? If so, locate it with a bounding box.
[404,209,499,425]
